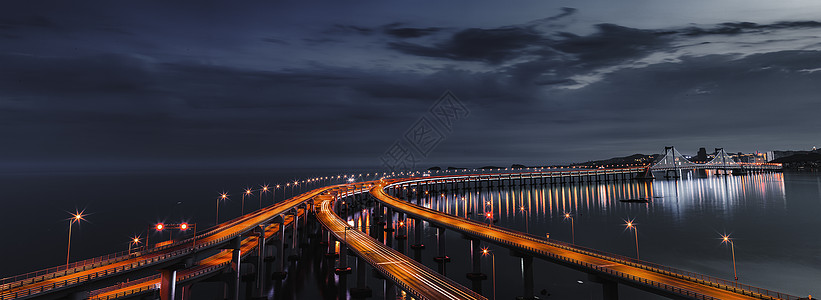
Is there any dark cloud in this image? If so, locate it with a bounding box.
[327,24,374,35]
[543,7,577,22]
[389,26,544,64]
[675,21,821,36]
[552,23,667,64]
[384,27,442,38]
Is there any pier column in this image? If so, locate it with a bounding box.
[158,268,177,300]
[433,227,450,275]
[465,238,487,293]
[520,255,534,300]
[255,225,266,297]
[272,216,287,280]
[288,209,299,261]
[350,256,372,298]
[589,274,619,300]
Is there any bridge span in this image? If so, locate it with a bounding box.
[0,164,797,300]
[370,170,797,300]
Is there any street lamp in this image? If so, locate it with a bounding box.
[180,223,197,250]
[563,212,575,244]
[260,185,269,208]
[216,193,228,225]
[66,210,86,266]
[485,212,493,227]
[520,206,529,234]
[243,188,253,215]
[482,247,496,300]
[129,236,141,254]
[721,234,738,281]
[625,219,639,260]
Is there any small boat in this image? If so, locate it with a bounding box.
[619,198,650,203]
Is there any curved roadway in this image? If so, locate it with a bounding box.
[315,187,486,300]
[372,177,797,300]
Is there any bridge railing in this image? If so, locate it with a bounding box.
[379,180,799,300]
[511,231,799,300]
[0,199,313,300]
[318,190,484,300]
[87,211,307,300]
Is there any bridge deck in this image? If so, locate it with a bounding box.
[372,178,796,300]
[87,212,301,300]
[316,189,486,300]
[1,186,324,300]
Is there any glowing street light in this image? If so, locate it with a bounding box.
[482,247,496,300]
[721,234,738,281]
[625,219,639,259]
[129,236,141,254]
[520,206,529,234]
[563,212,575,244]
[242,188,253,215]
[485,212,493,227]
[66,210,86,266]
[216,193,228,225]
[260,184,270,208]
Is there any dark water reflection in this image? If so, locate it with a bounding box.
[409,171,820,299]
[1,170,819,299]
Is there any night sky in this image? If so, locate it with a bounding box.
[3,1,821,172]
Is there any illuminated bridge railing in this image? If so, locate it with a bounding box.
[379,179,797,300]
[87,211,305,300]
[0,193,315,300]
[322,187,484,300]
[513,231,799,300]
[0,220,229,293]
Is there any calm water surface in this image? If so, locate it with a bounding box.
[1,170,819,299]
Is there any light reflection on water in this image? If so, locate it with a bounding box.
[420,171,818,298]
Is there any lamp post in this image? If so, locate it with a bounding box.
[243,188,253,215]
[66,210,86,266]
[181,223,197,250]
[721,234,738,281]
[259,185,269,208]
[520,206,529,234]
[482,247,496,300]
[485,212,493,227]
[563,212,575,244]
[625,219,639,260]
[216,193,228,225]
[129,236,141,254]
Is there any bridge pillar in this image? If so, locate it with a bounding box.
[272,216,287,280]
[465,238,487,293]
[588,274,619,300]
[288,209,299,261]
[254,225,267,297]
[158,268,177,300]
[180,284,192,300]
[227,237,242,300]
[521,255,535,300]
[384,280,396,299]
[433,227,450,275]
[350,256,372,298]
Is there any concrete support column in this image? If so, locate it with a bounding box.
[520,255,534,300]
[255,226,266,295]
[180,284,192,300]
[289,209,299,261]
[228,237,242,300]
[272,216,287,280]
[433,227,450,275]
[588,274,619,300]
[350,256,372,298]
[159,268,177,300]
[466,238,487,293]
